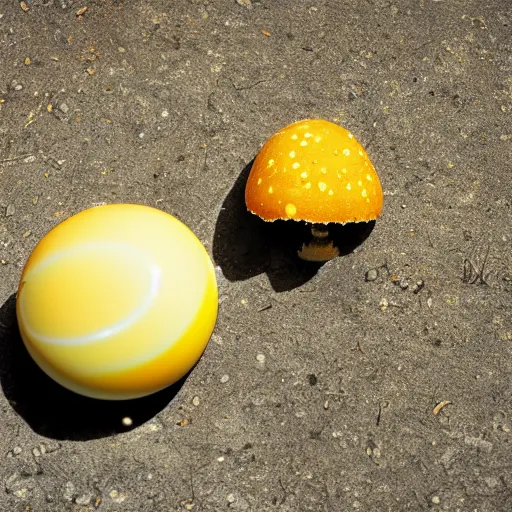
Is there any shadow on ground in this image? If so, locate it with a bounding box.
[213,160,376,292]
[0,294,183,441]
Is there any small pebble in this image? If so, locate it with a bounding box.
[431,496,440,504]
[365,268,378,281]
[256,354,265,363]
[192,396,200,406]
[399,276,409,290]
[33,447,41,457]
[323,400,329,410]
[59,103,69,114]
[121,417,133,427]
[220,374,230,384]
[13,446,22,455]
[63,482,75,502]
[75,494,93,506]
[226,493,235,503]
[14,84,23,91]
[161,110,169,118]
[5,204,15,217]
[411,280,425,293]
[138,132,145,139]
[379,298,389,311]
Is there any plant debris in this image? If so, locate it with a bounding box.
[433,401,451,415]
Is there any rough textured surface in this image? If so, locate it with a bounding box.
[1,1,511,511]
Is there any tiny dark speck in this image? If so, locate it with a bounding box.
[308,374,318,386]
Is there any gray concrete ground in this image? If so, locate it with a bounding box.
[1,0,511,510]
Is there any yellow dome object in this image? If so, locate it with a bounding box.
[16,204,218,400]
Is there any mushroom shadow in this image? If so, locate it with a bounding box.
[0,293,185,441]
[212,161,376,292]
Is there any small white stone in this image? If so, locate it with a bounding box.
[226,493,235,503]
[122,417,133,427]
[220,374,230,384]
[75,493,93,506]
[161,110,169,118]
[256,354,266,363]
[217,456,225,462]
[138,132,145,139]
[192,396,200,407]
[431,496,440,504]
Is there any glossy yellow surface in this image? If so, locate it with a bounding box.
[16,204,218,400]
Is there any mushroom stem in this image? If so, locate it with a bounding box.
[297,225,340,262]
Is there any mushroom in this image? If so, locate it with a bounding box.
[245,119,383,262]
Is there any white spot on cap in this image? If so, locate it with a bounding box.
[268,186,273,194]
[358,180,362,187]
[343,149,350,156]
[315,136,322,143]
[304,132,312,138]
[303,182,311,189]
[366,174,373,181]
[346,183,352,190]
[333,149,339,156]
[300,171,308,179]
[300,140,308,147]
[292,162,300,169]
[321,167,327,174]
[289,151,296,158]
[267,159,275,167]
[257,178,262,185]
[285,203,297,217]
[342,168,347,173]
[359,150,363,156]
[348,133,354,139]
[362,189,367,197]
[318,182,327,192]
[328,189,334,195]
[291,134,298,140]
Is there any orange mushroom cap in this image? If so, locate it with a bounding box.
[245,119,383,224]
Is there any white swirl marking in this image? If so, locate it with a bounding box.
[19,242,162,346]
